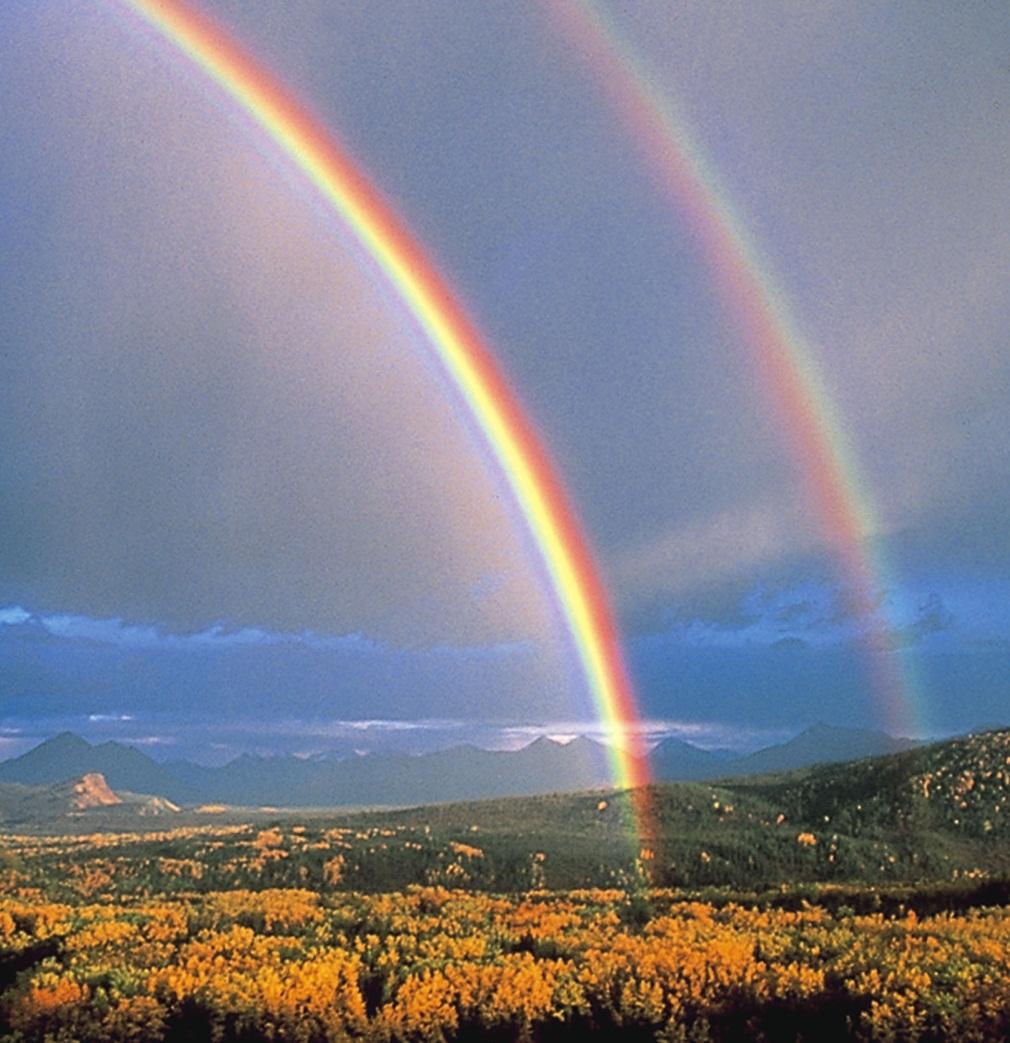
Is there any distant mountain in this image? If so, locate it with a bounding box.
[161,735,614,807]
[0,731,92,784]
[649,738,734,781]
[0,723,927,812]
[0,732,194,800]
[0,732,613,808]
[721,723,922,777]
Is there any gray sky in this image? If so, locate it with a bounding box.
[1,1,1008,761]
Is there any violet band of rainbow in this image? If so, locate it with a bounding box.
[117,0,652,799]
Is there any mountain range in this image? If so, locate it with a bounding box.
[0,723,922,809]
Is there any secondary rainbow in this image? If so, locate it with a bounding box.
[116,0,652,796]
[550,1,923,736]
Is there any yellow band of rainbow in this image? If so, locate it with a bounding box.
[117,0,651,799]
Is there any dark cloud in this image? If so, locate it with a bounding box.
[0,611,580,731]
[774,600,817,628]
[770,636,810,652]
[888,593,956,648]
[914,593,956,636]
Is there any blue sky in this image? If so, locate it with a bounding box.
[0,1,1008,762]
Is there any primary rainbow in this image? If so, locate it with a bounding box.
[551,1,923,737]
[116,0,652,798]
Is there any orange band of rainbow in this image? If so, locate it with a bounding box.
[118,0,651,800]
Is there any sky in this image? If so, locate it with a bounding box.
[0,1,1008,764]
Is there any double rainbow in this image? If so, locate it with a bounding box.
[115,0,917,833]
[117,0,650,795]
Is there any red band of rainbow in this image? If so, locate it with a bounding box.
[116,0,652,804]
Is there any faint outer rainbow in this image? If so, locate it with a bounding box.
[117,0,653,799]
[551,1,922,736]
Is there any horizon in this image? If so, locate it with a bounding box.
[0,717,983,772]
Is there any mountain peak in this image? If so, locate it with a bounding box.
[45,731,93,753]
[564,735,601,752]
[653,736,698,752]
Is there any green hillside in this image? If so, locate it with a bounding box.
[338,727,1010,888]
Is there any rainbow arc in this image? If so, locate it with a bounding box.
[118,0,651,811]
[551,0,922,737]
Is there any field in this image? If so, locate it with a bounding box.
[5,817,1010,1042]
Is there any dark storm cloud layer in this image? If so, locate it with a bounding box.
[0,611,565,726]
[1,2,1008,744]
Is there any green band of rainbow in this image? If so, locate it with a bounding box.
[552,1,924,737]
[116,0,652,800]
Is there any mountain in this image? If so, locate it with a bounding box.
[166,736,614,807]
[721,722,922,777]
[0,732,194,800]
[0,732,613,807]
[0,731,93,784]
[649,738,734,781]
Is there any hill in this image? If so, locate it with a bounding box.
[723,722,920,776]
[337,727,1010,887]
[0,772,179,826]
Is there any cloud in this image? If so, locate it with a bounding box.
[0,606,30,626]
[493,717,784,753]
[773,599,816,627]
[887,592,956,648]
[35,613,374,653]
[770,636,810,652]
[0,602,579,728]
[914,593,955,636]
[613,501,813,607]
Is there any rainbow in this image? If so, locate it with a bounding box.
[115,0,653,800]
[550,1,923,737]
